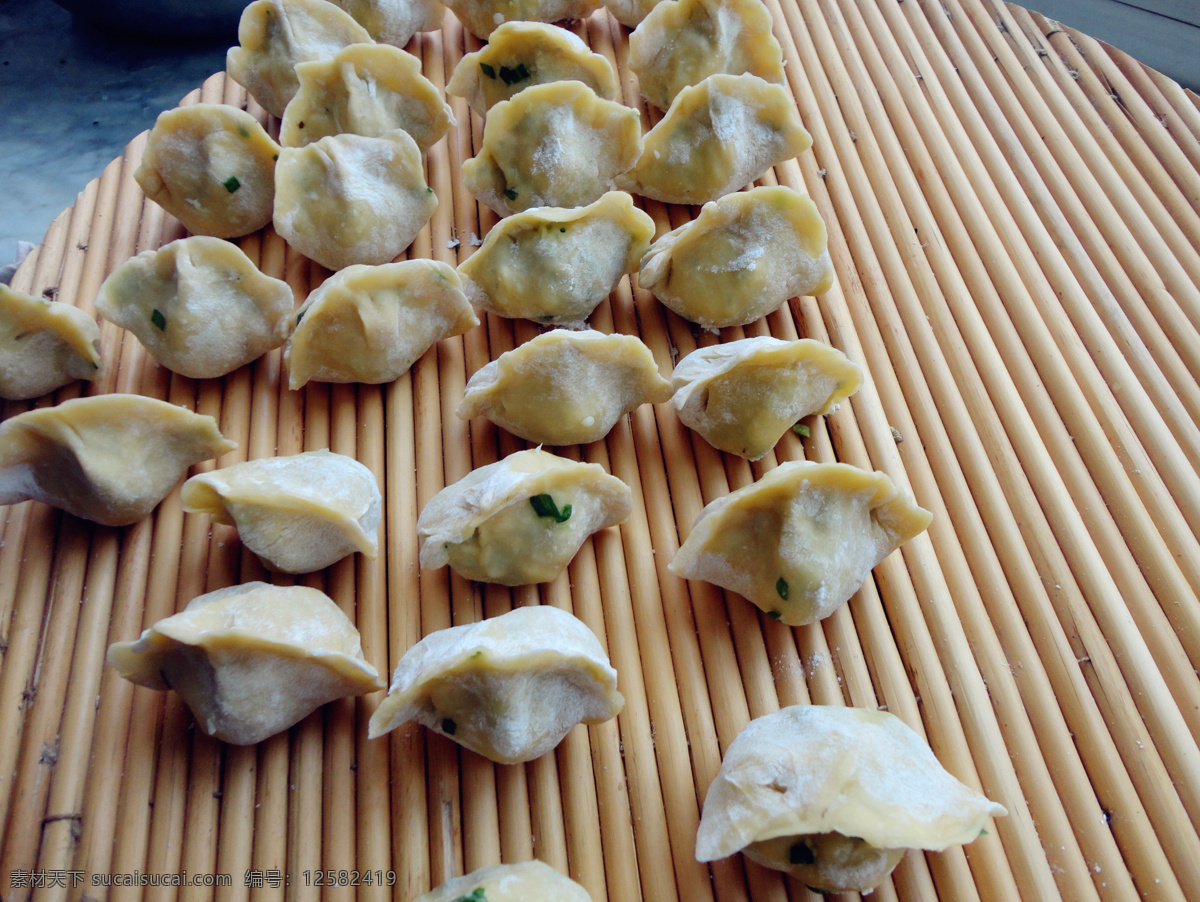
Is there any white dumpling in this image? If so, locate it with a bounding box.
[0,284,101,400]
[628,0,784,111]
[94,236,293,379]
[285,260,478,389]
[458,192,654,326]
[672,337,862,460]
[447,22,619,117]
[280,44,456,151]
[639,186,833,329]
[326,0,445,46]
[369,605,623,763]
[181,449,381,573]
[108,582,383,745]
[444,0,602,40]
[415,861,593,902]
[697,706,1007,893]
[417,448,631,585]
[226,0,373,119]
[618,73,811,205]
[457,329,674,445]
[274,129,438,271]
[0,394,236,526]
[603,0,663,26]
[462,81,643,216]
[670,460,932,625]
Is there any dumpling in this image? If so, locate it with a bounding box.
[274,129,438,271]
[133,104,281,239]
[443,0,602,40]
[618,73,811,205]
[457,329,673,445]
[639,186,833,329]
[107,582,383,745]
[603,0,663,26]
[416,448,631,585]
[325,0,444,46]
[462,81,642,216]
[181,450,382,573]
[0,284,101,400]
[696,705,1007,893]
[628,0,784,111]
[369,605,623,763]
[0,394,236,526]
[280,43,456,151]
[226,0,372,119]
[447,22,619,116]
[94,236,293,379]
[669,461,932,625]
[672,337,862,460]
[415,861,592,902]
[285,260,478,389]
[458,192,654,326]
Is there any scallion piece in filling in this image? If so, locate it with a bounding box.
[151,308,167,330]
[223,175,241,193]
[775,577,789,600]
[530,493,572,523]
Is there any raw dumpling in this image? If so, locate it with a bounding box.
[696,705,1007,893]
[274,129,438,271]
[462,81,642,216]
[0,284,101,400]
[458,192,654,326]
[369,605,623,763]
[447,22,619,116]
[639,186,833,329]
[618,73,811,205]
[325,0,444,46]
[107,582,383,745]
[0,394,236,526]
[285,260,478,389]
[444,0,602,40]
[415,861,592,902]
[134,104,281,239]
[280,43,456,151]
[417,448,631,585]
[628,0,784,111]
[603,0,663,26]
[181,449,382,573]
[94,236,293,379]
[457,329,673,445]
[672,337,862,460]
[669,460,932,625]
[226,0,372,119]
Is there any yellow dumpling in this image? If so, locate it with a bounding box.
[0,284,101,400]
[444,0,602,40]
[415,861,592,902]
[325,0,445,46]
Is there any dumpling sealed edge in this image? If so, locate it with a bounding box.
[368,605,623,764]
[0,284,101,400]
[414,860,593,902]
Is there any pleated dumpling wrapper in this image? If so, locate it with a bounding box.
[459,192,655,326]
[369,605,623,763]
[274,129,438,271]
[108,582,383,745]
[672,337,862,460]
[604,0,663,26]
[640,186,833,330]
[326,0,444,47]
[0,284,101,400]
[414,860,593,902]
[417,448,631,585]
[458,329,674,445]
[670,461,932,625]
[95,236,293,379]
[226,0,372,119]
[445,0,602,40]
[696,706,1007,893]
[619,73,811,205]
[462,81,643,217]
[447,22,619,116]
[280,44,455,151]
[134,104,281,239]
[285,260,478,390]
[181,450,382,573]
[628,0,784,111]
[0,394,236,526]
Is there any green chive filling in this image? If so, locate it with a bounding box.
[776,577,789,600]
[223,176,241,193]
[151,308,167,330]
[530,493,572,523]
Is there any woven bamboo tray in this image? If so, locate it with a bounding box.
[4,0,1200,898]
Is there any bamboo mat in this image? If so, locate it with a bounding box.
[3,0,1200,899]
